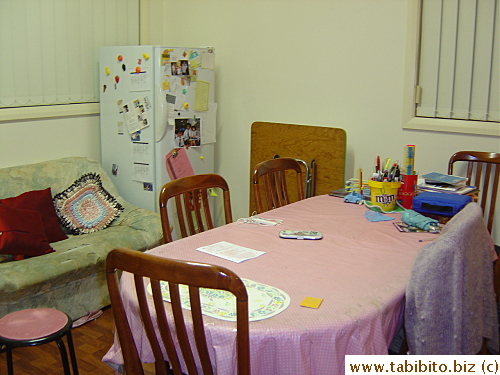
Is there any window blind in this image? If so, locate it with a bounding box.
[0,0,140,108]
[416,0,499,123]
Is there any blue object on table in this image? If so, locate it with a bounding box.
[412,192,472,217]
[344,191,364,204]
[401,210,439,231]
[364,210,394,222]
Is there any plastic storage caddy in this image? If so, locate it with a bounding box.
[412,192,472,217]
[368,180,401,212]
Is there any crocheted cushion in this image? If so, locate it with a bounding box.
[53,173,123,235]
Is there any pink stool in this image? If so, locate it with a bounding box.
[0,308,78,375]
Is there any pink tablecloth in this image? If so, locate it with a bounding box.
[103,195,430,374]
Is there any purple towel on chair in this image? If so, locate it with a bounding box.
[405,202,499,354]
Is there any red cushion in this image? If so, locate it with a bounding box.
[0,203,54,256]
[0,189,67,243]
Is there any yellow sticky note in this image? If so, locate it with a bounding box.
[300,297,323,309]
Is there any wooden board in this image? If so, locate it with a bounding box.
[250,122,346,213]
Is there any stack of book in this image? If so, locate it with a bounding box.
[418,172,477,195]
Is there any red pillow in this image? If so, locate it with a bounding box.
[0,188,67,243]
[0,203,54,256]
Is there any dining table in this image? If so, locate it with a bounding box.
[103,194,432,375]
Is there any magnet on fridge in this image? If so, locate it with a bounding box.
[115,76,120,83]
[199,155,204,160]
[142,53,150,60]
[135,66,141,73]
[103,85,107,93]
[105,67,111,75]
[183,102,189,109]
[117,55,123,61]
[122,64,126,71]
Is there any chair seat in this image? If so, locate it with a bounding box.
[0,308,68,341]
[0,308,79,375]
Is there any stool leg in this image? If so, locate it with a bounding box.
[6,347,14,375]
[56,338,72,375]
[66,330,79,375]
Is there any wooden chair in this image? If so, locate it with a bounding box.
[159,174,233,243]
[106,247,250,375]
[403,202,498,354]
[252,157,305,214]
[448,151,500,303]
[448,151,500,233]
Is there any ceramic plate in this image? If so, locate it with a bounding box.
[147,278,290,321]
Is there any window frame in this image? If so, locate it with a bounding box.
[402,0,499,137]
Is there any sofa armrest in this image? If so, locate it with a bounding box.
[111,204,164,248]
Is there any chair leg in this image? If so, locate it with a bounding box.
[6,347,14,375]
[56,338,72,375]
[66,330,79,375]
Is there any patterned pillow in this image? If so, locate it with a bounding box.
[53,173,123,235]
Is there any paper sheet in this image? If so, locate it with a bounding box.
[194,80,209,112]
[122,97,151,134]
[196,241,265,263]
[201,52,215,70]
[132,162,153,182]
[201,103,217,144]
[128,67,151,91]
[131,141,151,164]
[165,147,194,180]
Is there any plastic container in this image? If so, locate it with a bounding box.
[398,174,418,209]
[368,180,402,212]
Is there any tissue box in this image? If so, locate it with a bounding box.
[412,192,472,217]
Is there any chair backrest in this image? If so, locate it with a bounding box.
[159,174,233,243]
[252,157,305,214]
[448,151,500,233]
[106,247,250,375]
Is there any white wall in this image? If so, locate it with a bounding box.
[0,115,100,167]
[1,0,498,242]
[150,0,499,242]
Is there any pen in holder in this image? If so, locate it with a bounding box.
[368,180,402,212]
[398,174,418,209]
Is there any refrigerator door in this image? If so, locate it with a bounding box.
[100,46,216,213]
[153,47,215,203]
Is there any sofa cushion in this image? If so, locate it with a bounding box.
[0,203,54,256]
[53,173,124,235]
[0,188,68,243]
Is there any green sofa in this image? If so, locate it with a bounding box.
[0,157,163,320]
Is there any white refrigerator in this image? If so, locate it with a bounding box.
[99,45,216,212]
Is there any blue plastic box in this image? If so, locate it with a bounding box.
[412,192,472,217]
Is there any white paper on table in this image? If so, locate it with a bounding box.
[196,241,265,263]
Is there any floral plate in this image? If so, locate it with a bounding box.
[147,279,290,321]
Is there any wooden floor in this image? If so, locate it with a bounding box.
[0,307,155,375]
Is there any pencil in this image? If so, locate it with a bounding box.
[418,238,435,242]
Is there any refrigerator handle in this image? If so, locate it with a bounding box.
[155,83,168,142]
